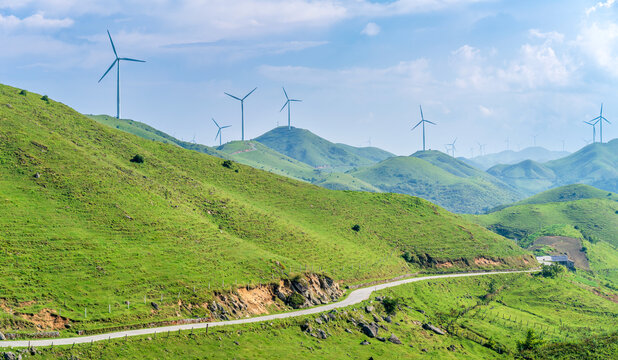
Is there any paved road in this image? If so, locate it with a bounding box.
[0,270,534,348]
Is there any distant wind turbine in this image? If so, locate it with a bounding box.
[98,30,145,119]
[225,87,257,141]
[212,118,231,146]
[477,142,487,156]
[280,87,302,130]
[411,105,436,151]
[445,138,457,157]
[583,120,597,143]
[505,137,510,151]
[588,103,611,143]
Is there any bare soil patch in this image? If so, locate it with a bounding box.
[530,236,589,270]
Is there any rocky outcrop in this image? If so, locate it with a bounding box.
[388,334,402,344]
[361,323,379,338]
[422,323,445,335]
[208,274,342,320]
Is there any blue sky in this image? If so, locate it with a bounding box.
[1,0,617,156]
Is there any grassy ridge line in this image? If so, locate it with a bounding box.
[0,84,531,329]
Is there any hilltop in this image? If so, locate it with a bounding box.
[0,84,531,332]
[505,184,616,208]
[467,146,570,171]
[349,151,523,214]
[254,126,394,172]
[487,160,556,196]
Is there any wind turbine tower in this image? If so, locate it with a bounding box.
[411,105,436,151]
[212,118,232,146]
[280,87,302,130]
[584,120,597,143]
[445,138,457,157]
[225,87,257,141]
[98,30,145,119]
[588,104,611,143]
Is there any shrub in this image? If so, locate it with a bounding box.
[287,293,305,308]
[351,224,361,232]
[41,95,49,102]
[517,329,544,352]
[18,90,27,96]
[222,160,233,169]
[130,154,144,163]
[540,264,565,278]
[382,297,399,314]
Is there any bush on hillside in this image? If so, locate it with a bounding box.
[540,264,565,278]
[222,160,234,169]
[18,90,27,96]
[287,293,305,308]
[351,224,361,232]
[130,154,144,163]
[382,297,399,315]
[40,95,49,102]
[517,329,544,353]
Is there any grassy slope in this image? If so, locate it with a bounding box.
[487,160,556,196]
[34,273,618,359]
[349,152,522,214]
[0,84,530,330]
[512,184,617,206]
[254,127,394,172]
[87,114,226,159]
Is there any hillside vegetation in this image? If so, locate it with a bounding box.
[30,273,618,359]
[349,151,523,214]
[467,146,570,171]
[0,84,531,331]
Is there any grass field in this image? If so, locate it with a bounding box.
[0,84,532,332]
[21,273,618,359]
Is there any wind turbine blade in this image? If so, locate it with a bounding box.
[453,138,457,144]
[221,125,232,129]
[602,116,611,124]
[600,103,603,116]
[290,99,302,102]
[242,87,258,100]
[212,118,220,128]
[119,57,146,63]
[98,59,118,82]
[419,105,424,120]
[411,120,423,131]
[282,87,289,100]
[215,129,221,140]
[280,101,289,112]
[425,120,437,125]
[107,30,118,58]
[225,93,241,101]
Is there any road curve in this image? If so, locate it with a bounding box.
[0,270,535,348]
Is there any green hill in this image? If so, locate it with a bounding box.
[511,184,617,207]
[469,195,618,286]
[349,151,523,214]
[254,127,394,172]
[487,160,556,196]
[0,84,531,331]
[87,114,226,158]
[468,147,570,171]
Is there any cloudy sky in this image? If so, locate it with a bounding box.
[1,0,617,155]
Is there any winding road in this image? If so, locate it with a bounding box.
[0,270,535,348]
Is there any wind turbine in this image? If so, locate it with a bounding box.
[583,120,597,143]
[411,105,436,151]
[445,138,457,157]
[225,87,257,141]
[588,103,611,143]
[477,142,487,156]
[280,87,302,130]
[98,30,145,119]
[212,118,231,146]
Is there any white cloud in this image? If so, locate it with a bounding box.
[479,105,492,116]
[586,0,616,16]
[0,12,73,29]
[452,41,573,91]
[577,22,618,76]
[361,22,380,36]
[529,29,564,43]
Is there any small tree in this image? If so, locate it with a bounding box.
[222,160,234,169]
[351,224,361,232]
[540,264,565,278]
[517,329,543,352]
[40,95,49,102]
[18,90,27,96]
[382,297,399,315]
[130,154,144,163]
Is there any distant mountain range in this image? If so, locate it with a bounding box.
[488,140,618,196]
[463,147,571,170]
[88,114,618,215]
